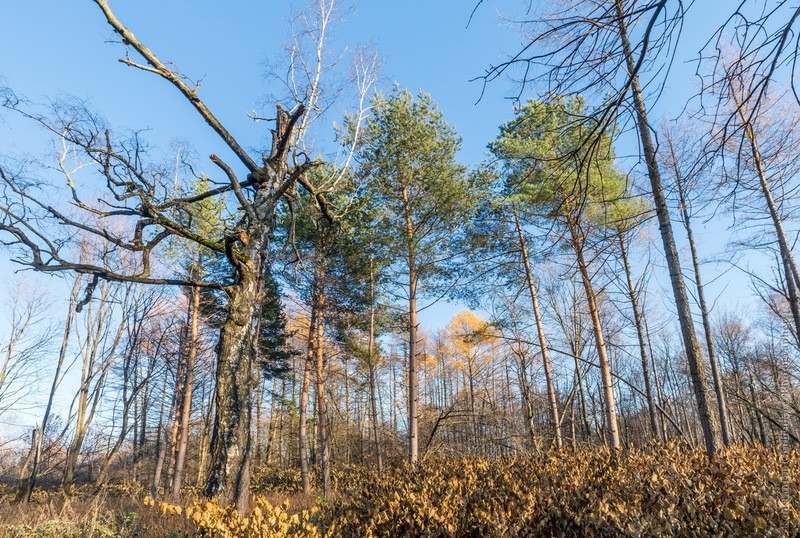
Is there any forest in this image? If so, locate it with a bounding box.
[1,0,800,536]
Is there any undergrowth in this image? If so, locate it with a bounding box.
[2,443,798,537]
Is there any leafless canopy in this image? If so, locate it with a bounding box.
[0,0,327,298]
[478,0,686,136]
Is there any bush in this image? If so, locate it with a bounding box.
[326,443,800,537]
[5,443,797,537]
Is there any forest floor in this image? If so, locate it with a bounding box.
[1,443,798,537]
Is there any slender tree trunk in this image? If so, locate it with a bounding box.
[299,299,316,494]
[165,367,184,492]
[64,293,121,493]
[313,262,331,499]
[518,352,538,448]
[666,140,732,446]
[138,378,149,473]
[617,235,660,441]
[569,223,620,449]
[732,93,800,342]
[151,373,170,498]
[367,257,383,475]
[96,399,134,488]
[172,285,201,499]
[20,275,80,502]
[513,209,563,448]
[408,272,419,464]
[264,377,281,465]
[644,313,669,440]
[614,0,721,455]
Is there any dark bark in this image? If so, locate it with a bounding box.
[614,0,721,455]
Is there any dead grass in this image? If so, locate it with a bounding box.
[0,487,190,538]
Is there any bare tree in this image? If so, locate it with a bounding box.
[660,125,732,446]
[0,0,369,509]
[19,274,81,502]
[481,0,722,454]
[0,278,55,420]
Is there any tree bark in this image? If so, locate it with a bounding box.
[404,181,420,465]
[313,278,331,499]
[569,222,620,449]
[203,260,261,512]
[408,273,419,464]
[513,209,563,449]
[298,307,314,494]
[614,0,721,455]
[666,139,732,446]
[171,285,201,499]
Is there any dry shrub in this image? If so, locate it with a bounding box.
[0,489,189,538]
[146,495,322,538]
[2,443,798,537]
[326,443,800,537]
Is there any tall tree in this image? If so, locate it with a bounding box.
[490,96,636,450]
[356,88,474,464]
[483,0,722,454]
[0,1,352,510]
[661,126,732,446]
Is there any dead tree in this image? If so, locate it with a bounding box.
[0,1,334,510]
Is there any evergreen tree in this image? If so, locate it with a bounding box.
[355,87,476,463]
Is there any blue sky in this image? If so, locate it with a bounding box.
[0,1,759,323]
[0,1,776,428]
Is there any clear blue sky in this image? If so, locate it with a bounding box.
[0,1,758,320]
[0,1,523,166]
[0,1,771,429]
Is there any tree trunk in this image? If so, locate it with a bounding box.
[513,209,563,449]
[151,373,171,498]
[63,292,122,493]
[202,244,264,512]
[408,272,419,464]
[614,0,721,455]
[172,285,201,499]
[299,309,314,494]
[569,222,620,449]
[367,257,383,475]
[617,235,660,441]
[314,286,331,499]
[732,93,800,343]
[666,140,732,446]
